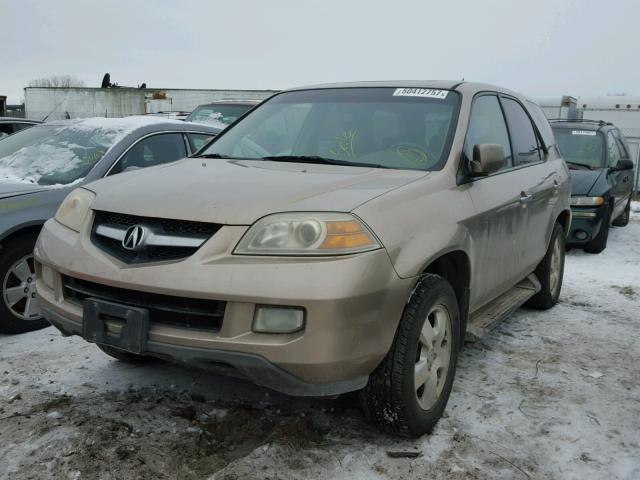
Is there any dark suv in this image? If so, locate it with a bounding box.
[551,119,635,253]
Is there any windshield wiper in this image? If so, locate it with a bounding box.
[193,153,227,159]
[262,155,389,169]
[565,161,592,170]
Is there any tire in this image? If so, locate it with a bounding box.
[526,222,565,310]
[361,274,460,437]
[584,207,611,254]
[97,344,154,364]
[0,235,50,334]
[612,197,631,227]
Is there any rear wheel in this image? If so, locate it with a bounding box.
[526,222,565,310]
[0,236,49,334]
[361,274,460,437]
[584,207,611,254]
[612,198,631,227]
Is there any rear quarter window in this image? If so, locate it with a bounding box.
[526,100,555,148]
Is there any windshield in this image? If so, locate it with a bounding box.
[200,88,461,171]
[185,104,253,127]
[0,124,120,185]
[554,128,605,169]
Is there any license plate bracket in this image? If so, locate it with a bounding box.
[82,298,149,354]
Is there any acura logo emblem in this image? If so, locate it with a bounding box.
[122,225,146,251]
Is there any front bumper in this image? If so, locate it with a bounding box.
[35,216,413,396]
[567,206,607,245]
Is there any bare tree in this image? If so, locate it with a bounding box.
[29,75,86,88]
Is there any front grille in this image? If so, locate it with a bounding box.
[91,211,222,264]
[63,276,225,331]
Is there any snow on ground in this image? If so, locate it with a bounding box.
[1,211,639,479]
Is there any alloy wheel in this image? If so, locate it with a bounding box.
[2,254,41,321]
[549,235,563,296]
[414,305,452,410]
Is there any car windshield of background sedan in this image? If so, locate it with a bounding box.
[200,88,461,171]
[186,104,252,127]
[0,122,124,186]
[554,129,605,169]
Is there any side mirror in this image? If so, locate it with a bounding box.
[469,144,504,176]
[610,158,634,172]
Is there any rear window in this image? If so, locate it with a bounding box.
[0,124,120,185]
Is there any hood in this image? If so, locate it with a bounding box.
[569,168,606,196]
[89,159,426,224]
[0,182,51,200]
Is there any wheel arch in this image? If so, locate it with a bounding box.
[0,222,45,249]
[556,209,571,236]
[418,249,471,341]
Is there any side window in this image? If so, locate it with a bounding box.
[188,133,215,153]
[14,123,34,132]
[464,95,512,170]
[501,98,542,166]
[0,125,13,137]
[606,131,622,167]
[613,131,629,159]
[110,133,187,175]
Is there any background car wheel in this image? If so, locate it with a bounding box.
[97,344,155,364]
[526,222,566,310]
[584,207,611,254]
[612,198,631,227]
[0,235,49,334]
[361,274,460,437]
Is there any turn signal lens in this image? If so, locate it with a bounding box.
[55,188,95,232]
[320,221,377,250]
[570,196,605,207]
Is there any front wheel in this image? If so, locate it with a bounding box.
[361,274,460,437]
[526,222,566,310]
[0,236,50,334]
[612,197,631,227]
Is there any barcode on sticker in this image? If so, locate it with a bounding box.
[572,130,597,136]
[393,88,448,99]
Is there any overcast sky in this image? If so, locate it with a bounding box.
[1,0,638,104]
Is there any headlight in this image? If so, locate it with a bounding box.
[234,213,381,255]
[570,196,605,207]
[55,188,95,232]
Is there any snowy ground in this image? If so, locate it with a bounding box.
[1,207,639,480]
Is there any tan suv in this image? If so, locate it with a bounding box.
[35,82,570,437]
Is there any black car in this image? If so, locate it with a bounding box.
[551,119,635,253]
[0,117,41,139]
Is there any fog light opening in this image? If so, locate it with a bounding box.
[253,306,305,334]
[41,265,55,290]
[574,230,589,241]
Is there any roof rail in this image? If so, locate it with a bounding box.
[548,118,613,126]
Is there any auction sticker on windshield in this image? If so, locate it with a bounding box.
[393,88,448,99]
[572,130,597,136]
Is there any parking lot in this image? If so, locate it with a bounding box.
[0,205,637,480]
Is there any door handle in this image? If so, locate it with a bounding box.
[520,192,533,205]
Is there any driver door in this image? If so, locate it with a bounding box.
[464,94,531,310]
